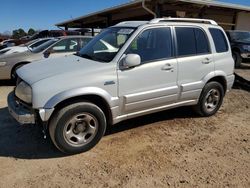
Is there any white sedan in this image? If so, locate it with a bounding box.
[0,38,52,56]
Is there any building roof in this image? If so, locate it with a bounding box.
[55,0,250,28]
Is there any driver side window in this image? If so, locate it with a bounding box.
[126,27,173,63]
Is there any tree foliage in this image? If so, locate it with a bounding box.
[28,28,36,36]
[12,28,26,39]
[12,28,36,39]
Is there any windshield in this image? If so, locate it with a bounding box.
[230,32,250,42]
[78,27,135,62]
[31,39,58,53]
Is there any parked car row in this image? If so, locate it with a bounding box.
[0,36,93,80]
[6,18,235,154]
[0,30,82,51]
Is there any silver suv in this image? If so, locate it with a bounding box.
[8,18,235,154]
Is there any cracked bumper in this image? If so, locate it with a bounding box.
[7,92,35,124]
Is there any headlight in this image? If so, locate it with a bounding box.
[242,45,250,51]
[15,81,32,104]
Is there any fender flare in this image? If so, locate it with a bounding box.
[44,87,119,109]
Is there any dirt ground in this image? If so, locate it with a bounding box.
[0,67,249,188]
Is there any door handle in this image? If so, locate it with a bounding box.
[161,63,174,71]
[202,58,212,64]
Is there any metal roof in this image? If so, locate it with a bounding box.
[55,0,250,27]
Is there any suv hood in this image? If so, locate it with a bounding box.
[17,55,101,85]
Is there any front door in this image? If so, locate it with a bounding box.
[118,27,178,115]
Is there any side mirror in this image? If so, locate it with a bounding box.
[43,50,51,58]
[122,54,141,69]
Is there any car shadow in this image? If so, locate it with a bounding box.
[0,105,199,159]
[105,106,198,136]
[233,73,250,92]
[236,63,250,70]
[0,107,64,159]
[0,80,15,86]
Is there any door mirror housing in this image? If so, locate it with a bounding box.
[122,54,141,68]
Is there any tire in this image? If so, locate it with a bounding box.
[232,51,242,68]
[49,102,106,154]
[194,82,224,117]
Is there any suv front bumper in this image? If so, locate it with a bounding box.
[8,92,35,124]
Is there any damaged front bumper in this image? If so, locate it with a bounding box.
[7,91,35,124]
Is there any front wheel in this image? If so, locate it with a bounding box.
[49,102,107,154]
[194,82,224,117]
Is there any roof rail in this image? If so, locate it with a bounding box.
[149,18,218,25]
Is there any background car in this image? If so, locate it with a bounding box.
[0,38,53,56]
[0,36,93,80]
[226,30,250,67]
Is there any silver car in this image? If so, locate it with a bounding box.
[8,18,234,154]
[0,36,92,80]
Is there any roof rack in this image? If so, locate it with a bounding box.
[149,18,218,25]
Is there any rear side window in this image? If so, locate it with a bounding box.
[195,28,210,54]
[209,28,228,53]
[176,27,210,56]
[176,27,196,56]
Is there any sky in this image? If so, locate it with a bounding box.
[0,0,250,34]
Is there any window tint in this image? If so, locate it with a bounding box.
[209,28,228,53]
[195,28,210,54]
[176,27,210,56]
[51,38,78,52]
[126,27,172,63]
[176,27,196,56]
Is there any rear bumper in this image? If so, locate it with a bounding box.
[7,91,35,124]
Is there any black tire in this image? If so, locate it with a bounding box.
[49,102,106,154]
[194,82,224,117]
[232,51,242,68]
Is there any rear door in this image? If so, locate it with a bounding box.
[175,26,214,101]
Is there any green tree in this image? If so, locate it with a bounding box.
[28,28,36,36]
[12,28,26,39]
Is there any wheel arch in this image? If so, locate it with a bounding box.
[53,94,113,125]
[205,75,227,95]
[44,87,118,126]
[11,61,30,78]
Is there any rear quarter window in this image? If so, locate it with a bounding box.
[209,28,229,53]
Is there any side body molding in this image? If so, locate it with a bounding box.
[44,87,119,109]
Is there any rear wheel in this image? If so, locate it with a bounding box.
[194,82,224,117]
[49,102,107,154]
